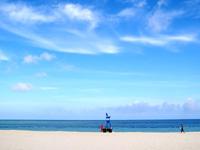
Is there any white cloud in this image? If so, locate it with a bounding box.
[12,82,32,91]
[0,3,99,28]
[23,55,38,64]
[120,34,196,46]
[60,3,98,28]
[0,2,122,55]
[117,8,136,18]
[0,3,54,24]
[117,0,146,18]
[23,52,55,64]
[96,44,119,54]
[0,3,119,55]
[40,52,55,61]
[165,35,195,42]
[0,22,119,55]
[0,51,9,61]
[148,9,183,32]
[121,36,164,45]
[124,0,147,8]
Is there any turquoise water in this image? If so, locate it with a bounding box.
[0,120,200,132]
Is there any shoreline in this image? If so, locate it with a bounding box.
[0,129,200,133]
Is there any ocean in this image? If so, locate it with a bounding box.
[0,119,200,132]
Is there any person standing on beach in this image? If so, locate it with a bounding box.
[180,124,185,133]
[105,113,111,129]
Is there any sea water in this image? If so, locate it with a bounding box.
[0,119,200,132]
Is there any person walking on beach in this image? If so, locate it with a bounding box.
[180,124,185,133]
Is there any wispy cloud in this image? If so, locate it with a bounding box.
[117,8,136,18]
[60,3,99,28]
[12,82,58,91]
[124,0,147,8]
[0,3,98,26]
[120,34,196,46]
[0,2,119,55]
[148,9,183,32]
[146,0,183,32]
[23,55,37,64]
[0,51,9,61]
[40,52,55,61]
[2,23,119,54]
[12,82,32,92]
[0,1,198,56]
[23,52,55,64]
[0,3,55,24]
[116,0,146,19]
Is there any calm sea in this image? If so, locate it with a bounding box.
[0,120,200,132]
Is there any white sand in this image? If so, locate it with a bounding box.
[0,130,199,150]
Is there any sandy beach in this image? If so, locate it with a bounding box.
[0,131,199,150]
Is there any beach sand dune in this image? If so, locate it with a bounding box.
[0,131,199,150]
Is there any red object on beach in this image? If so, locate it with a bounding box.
[99,124,104,132]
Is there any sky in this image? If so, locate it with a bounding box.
[0,0,200,119]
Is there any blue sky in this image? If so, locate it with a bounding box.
[0,0,200,119]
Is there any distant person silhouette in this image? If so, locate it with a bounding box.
[180,124,185,133]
